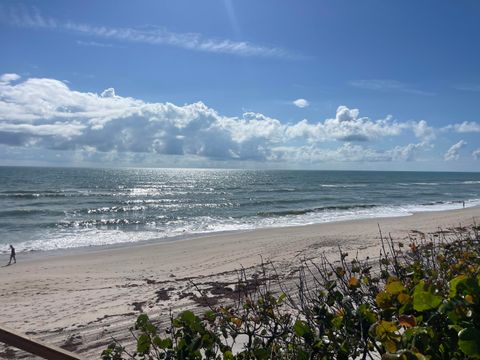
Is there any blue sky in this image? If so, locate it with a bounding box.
[1,0,480,171]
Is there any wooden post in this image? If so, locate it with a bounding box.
[0,326,85,360]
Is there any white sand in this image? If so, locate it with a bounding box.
[1,207,479,358]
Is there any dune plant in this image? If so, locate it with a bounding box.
[102,225,480,359]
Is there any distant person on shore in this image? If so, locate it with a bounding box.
[463,201,465,208]
[8,245,16,265]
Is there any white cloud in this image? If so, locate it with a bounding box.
[0,74,283,160]
[443,121,480,133]
[2,6,294,59]
[389,142,430,161]
[473,148,480,160]
[270,142,429,163]
[270,143,386,163]
[286,106,403,142]
[76,40,117,48]
[444,140,467,161]
[0,73,21,83]
[0,74,453,165]
[349,79,435,96]
[293,99,309,108]
[410,120,436,143]
[101,88,116,98]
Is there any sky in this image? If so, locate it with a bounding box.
[1,0,480,171]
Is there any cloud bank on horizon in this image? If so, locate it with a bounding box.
[1,73,479,168]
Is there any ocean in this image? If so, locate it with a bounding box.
[1,166,479,253]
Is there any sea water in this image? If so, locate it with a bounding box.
[1,166,479,253]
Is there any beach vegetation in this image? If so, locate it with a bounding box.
[102,225,480,359]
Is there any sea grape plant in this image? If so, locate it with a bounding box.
[102,225,480,359]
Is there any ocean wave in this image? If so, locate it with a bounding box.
[87,205,147,214]
[397,182,440,186]
[0,209,65,217]
[58,218,143,228]
[244,197,333,207]
[322,184,368,188]
[397,181,480,186]
[255,188,298,193]
[5,228,160,253]
[257,204,377,217]
[404,198,480,212]
[0,192,62,199]
[0,190,114,199]
[4,198,480,254]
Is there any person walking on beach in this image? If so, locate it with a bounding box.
[8,245,16,265]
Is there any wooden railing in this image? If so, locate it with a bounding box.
[0,326,85,359]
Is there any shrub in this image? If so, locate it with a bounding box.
[102,225,480,359]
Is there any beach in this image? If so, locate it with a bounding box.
[2,2,480,357]
[1,207,479,358]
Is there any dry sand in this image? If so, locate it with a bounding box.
[1,207,479,358]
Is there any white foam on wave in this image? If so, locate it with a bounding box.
[403,198,480,212]
[320,184,368,188]
[397,182,440,186]
[11,228,159,253]
[7,198,480,254]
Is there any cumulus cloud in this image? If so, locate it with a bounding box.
[473,149,480,160]
[0,73,21,83]
[293,99,309,108]
[442,121,480,133]
[389,142,431,161]
[0,74,446,164]
[444,140,467,161]
[410,120,436,143]
[286,106,403,142]
[270,142,429,163]
[270,143,388,163]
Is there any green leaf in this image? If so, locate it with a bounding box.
[449,275,467,298]
[152,336,162,347]
[402,327,429,347]
[294,320,311,337]
[160,338,173,349]
[358,303,377,324]
[297,349,309,360]
[253,348,269,360]
[413,280,442,311]
[136,334,150,354]
[376,291,392,309]
[375,320,397,339]
[146,322,157,335]
[180,310,196,325]
[223,351,234,360]
[331,315,343,329]
[458,327,480,358]
[386,280,406,295]
[135,314,150,330]
[204,310,216,322]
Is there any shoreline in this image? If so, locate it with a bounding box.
[2,204,479,262]
[1,207,479,358]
